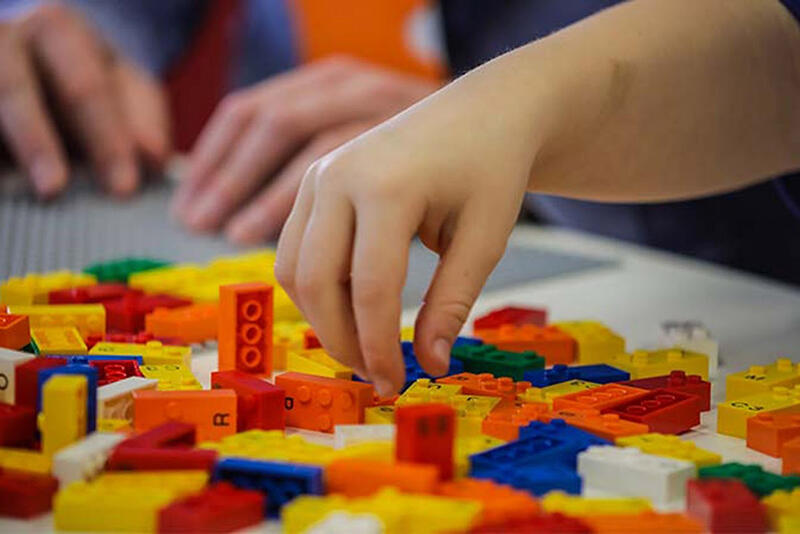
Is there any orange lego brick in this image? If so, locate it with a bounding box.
[132,389,237,441]
[582,511,704,533]
[552,383,649,412]
[436,373,531,400]
[482,399,548,441]
[541,408,650,441]
[274,372,374,433]
[218,283,273,377]
[475,325,576,366]
[436,478,540,528]
[746,412,800,457]
[784,437,800,475]
[0,314,30,350]
[325,458,439,497]
[145,303,218,344]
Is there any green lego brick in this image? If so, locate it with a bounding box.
[83,258,170,283]
[21,341,38,355]
[698,463,800,497]
[451,344,544,381]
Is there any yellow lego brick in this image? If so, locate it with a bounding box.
[541,491,652,516]
[610,348,709,380]
[400,326,415,341]
[726,358,800,401]
[762,488,800,534]
[274,320,310,370]
[0,447,51,474]
[199,429,337,465]
[7,303,105,338]
[40,375,88,457]
[455,434,506,477]
[395,379,463,406]
[451,394,502,437]
[552,320,626,364]
[128,264,206,294]
[139,363,202,391]
[30,326,88,355]
[366,405,396,424]
[615,433,722,468]
[97,418,133,433]
[287,349,353,379]
[332,441,394,462]
[94,470,208,491]
[516,387,550,405]
[717,385,800,438]
[0,271,97,305]
[543,380,602,398]
[91,340,191,367]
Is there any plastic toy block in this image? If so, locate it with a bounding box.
[95,469,209,491]
[157,482,264,533]
[0,447,51,473]
[582,511,704,533]
[13,356,67,408]
[98,418,132,432]
[717,385,800,438]
[140,363,201,391]
[52,432,126,484]
[91,341,192,367]
[450,343,544,380]
[105,293,192,333]
[0,313,30,349]
[436,478,539,527]
[200,429,337,466]
[287,348,353,379]
[577,445,694,504]
[541,408,650,441]
[89,358,143,386]
[620,370,711,411]
[133,389,237,441]
[541,491,652,516]
[365,405,396,424]
[211,370,285,431]
[482,399,549,440]
[83,257,170,282]
[218,282,274,377]
[1,270,97,305]
[60,354,144,365]
[450,394,502,436]
[85,331,183,349]
[473,305,548,330]
[145,303,218,344]
[746,412,800,457]
[519,419,611,461]
[275,372,374,433]
[303,327,321,349]
[396,403,455,480]
[661,320,720,377]
[470,513,593,534]
[0,468,59,518]
[40,375,88,457]
[48,283,138,304]
[475,325,576,366]
[524,363,629,387]
[0,402,36,447]
[552,320,626,364]
[296,511,385,534]
[540,379,602,400]
[326,458,439,496]
[30,326,87,355]
[686,478,768,533]
[400,341,465,388]
[726,358,800,401]
[762,487,800,533]
[698,462,800,496]
[98,376,158,419]
[396,378,463,406]
[616,433,721,468]
[273,321,311,371]
[37,364,98,433]
[611,348,709,381]
[454,433,506,477]
[603,388,701,434]
[552,382,649,412]
[330,440,394,463]
[0,347,34,403]
[107,443,218,472]
[334,424,395,449]
[437,372,531,400]
[8,303,105,339]
[213,457,324,517]
[784,437,800,475]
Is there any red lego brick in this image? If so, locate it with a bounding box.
[157,482,264,533]
[746,412,800,457]
[106,422,218,471]
[475,325,576,366]
[218,283,273,377]
[783,436,800,475]
[91,359,144,386]
[14,357,68,408]
[0,468,59,518]
[470,513,592,533]
[274,372,373,433]
[0,402,36,447]
[303,328,321,349]
[145,303,218,344]
[552,383,649,412]
[395,403,455,480]
[620,370,711,411]
[437,372,531,400]
[686,478,768,533]
[117,421,198,448]
[48,283,139,304]
[104,293,192,333]
[473,306,548,331]
[0,314,30,350]
[603,388,701,434]
[211,370,285,431]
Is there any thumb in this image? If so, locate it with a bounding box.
[115,62,171,166]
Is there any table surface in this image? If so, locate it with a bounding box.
[4,223,800,532]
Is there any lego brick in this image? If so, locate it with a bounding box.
[140,363,201,391]
[0,447,51,474]
[762,487,800,533]
[0,347,34,403]
[94,469,209,491]
[541,491,652,516]
[144,302,218,344]
[333,424,395,449]
[396,378,463,406]
[157,482,264,533]
[552,320,625,364]
[200,429,337,466]
[620,370,711,411]
[218,282,274,377]
[40,375,88,457]
[577,445,695,504]
[0,313,30,350]
[86,331,183,349]
[686,478,768,533]
[297,511,383,534]
[83,257,170,283]
[365,405,396,424]
[98,418,132,433]
[519,419,611,461]
[105,293,192,333]
[13,356,67,408]
[698,462,800,497]
[133,389,238,441]
[437,372,530,400]
[48,283,138,304]
[303,327,321,349]
[541,408,650,441]
[726,358,800,401]
[0,468,60,518]
[524,363,629,387]
[481,399,549,440]
[717,385,800,438]
[37,364,98,433]
[400,341,465,389]
[286,348,353,379]
[213,457,324,517]
[396,403,455,480]
[273,321,311,371]
[52,432,126,485]
[453,433,506,478]
[450,394,502,437]
[91,340,191,367]
[475,325,575,366]
[746,412,800,457]
[784,437,800,475]
[450,343,544,380]
[552,383,649,412]
[7,303,105,338]
[89,358,143,386]
[1,270,97,305]
[470,513,592,534]
[603,388,701,434]
[582,511,704,533]
[473,305,548,330]
[436,478,539,528]
[0,402,36,447]
[331,441,394,463]
[275,372,374,433]
[660,320,719,377]
[211,370,285,431]
[106,421,218,472]
[61,354,144,364]
[616,433,722,468]
[98,376,159,419]
[326,458,439,497]
[540,379,602,401]
[611,349,709,380]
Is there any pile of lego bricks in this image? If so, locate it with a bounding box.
[0,255,799,533]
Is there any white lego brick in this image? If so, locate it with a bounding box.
[97,376,158,419]
[306,512,383,534]
[660,321,719,378]
[52,432,126,485]
[333,424,395,449]
[0,347,34,403]
[577,445,695,505]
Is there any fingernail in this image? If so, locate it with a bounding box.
[187,196,219,229]
[433,338,451,369]
[30,156,65,197]
[374,378,395,397]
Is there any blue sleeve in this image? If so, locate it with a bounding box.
[775,0,800,220]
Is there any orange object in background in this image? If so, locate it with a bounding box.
[436,373,531,401]
[582,511,704,533]
[552,383,649,412]
[436,478,540,528]
[0,314,30,350]
[145,303,218,345]
[218,283,273,378]
[132,389,237,442]
[475,325,577,366]
[326,459,439,497]
[783,436,800,475]
[746,412,800,457]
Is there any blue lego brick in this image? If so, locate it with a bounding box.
[36,364,98,433]
[470,434,574,474]
[453,336,483,347]
[472,463,582,496]
[212,458,324,517]
[46,354,144,365]
[399,341,464,391]
[519,419,610,467]
[523,364,629,387]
